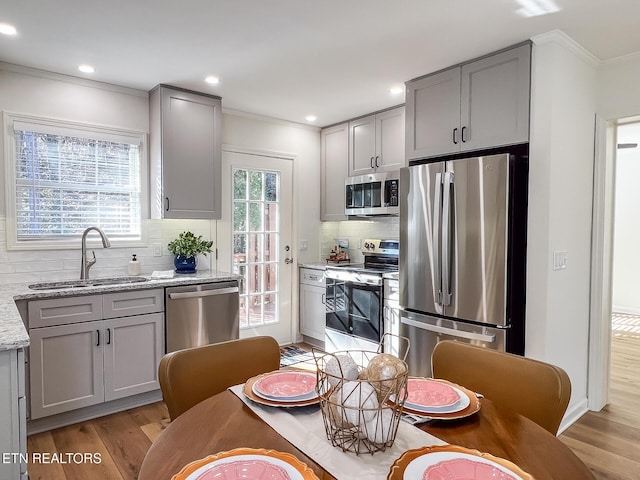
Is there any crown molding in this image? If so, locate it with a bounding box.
[0,61,148,98]
[600,49,640,67]
[531,30,600,68]
[222,108,320,132]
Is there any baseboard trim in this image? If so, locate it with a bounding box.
[612,306,640,316]
[557,397,589,435]
[27,390,163,435]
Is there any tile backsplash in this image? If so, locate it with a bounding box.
[321,217,399,264]
[0,216,215,285]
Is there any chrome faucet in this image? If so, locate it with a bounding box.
[80,227,111,280]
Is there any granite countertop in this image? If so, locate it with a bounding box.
[298,262,328,270]
[0,271,240,352]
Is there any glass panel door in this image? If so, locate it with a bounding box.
[233,168,280,328]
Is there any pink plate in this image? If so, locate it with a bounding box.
[194,459,290,480]
[423,458,519,480]
[254,372,317,399]
[406,378,460,408]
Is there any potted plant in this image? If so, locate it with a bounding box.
[167,231,214,274]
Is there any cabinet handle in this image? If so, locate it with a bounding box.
[308,274,319,280]
[375,155,380,168]
[452,128,458,145]
[461,126,467,143]
[370,156,374,168]
[96,329,100,347]
[165,197,170,211]
[106,328,111,345]
[321,293,326,305]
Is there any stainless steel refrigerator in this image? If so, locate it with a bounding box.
[399,148,528,377]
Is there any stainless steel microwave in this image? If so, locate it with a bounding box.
[345,172,399,216]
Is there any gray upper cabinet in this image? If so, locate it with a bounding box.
[349,106,405,176]
[321,123,349,221]
[150,85,222,219]
[405,68,461,160]
[406,43,531,160]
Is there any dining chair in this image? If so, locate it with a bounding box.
[159,335,280,420]
[431,340,571,435]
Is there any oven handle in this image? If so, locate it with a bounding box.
[400,316,496,343]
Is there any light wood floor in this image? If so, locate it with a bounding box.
[559,314,640,480]
[27,327,640,480]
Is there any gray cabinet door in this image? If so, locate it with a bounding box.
[460,44,531,151]
[375,106,405,172]
[151,86,222,219]
[321,123,349,221]
[299,283,326,341]
[348,115,376,176]
[406,68,461,160]
[29,322,104,419]
[103,313,164,401]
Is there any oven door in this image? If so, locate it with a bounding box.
[325,277,382,345]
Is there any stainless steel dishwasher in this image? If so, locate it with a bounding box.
[165,280,240,353]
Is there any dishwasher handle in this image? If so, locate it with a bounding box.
[168,286,239,300]
[400,316,496,343]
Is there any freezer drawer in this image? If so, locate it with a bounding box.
[399,309,506,377]
[165,281,239,353]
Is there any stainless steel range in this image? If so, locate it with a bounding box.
[325,239,398,353]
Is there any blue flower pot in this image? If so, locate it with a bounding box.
[174,255,197,274]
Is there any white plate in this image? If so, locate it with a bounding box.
[403,385,470,414]
[404,451,524,480]
[185,453,303,480]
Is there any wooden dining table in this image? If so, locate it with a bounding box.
[138,389,596,480]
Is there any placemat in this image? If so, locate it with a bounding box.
[229,383,446,479]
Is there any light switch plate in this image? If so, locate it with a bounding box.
[553,250,568,271]
[153,243,163,257]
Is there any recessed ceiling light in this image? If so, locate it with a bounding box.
[305,115,317,122]
[389,86,404,95]
[514,0,560,17]
[0,23,17,36]
[78,64,95,74]
[205,75,220,84]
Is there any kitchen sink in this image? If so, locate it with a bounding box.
[28,276,150,290]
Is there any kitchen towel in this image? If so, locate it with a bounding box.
[229,384,446,479]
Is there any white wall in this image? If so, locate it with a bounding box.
[0,65,322,285]
[528,34,598,419]
[598,53,640,121]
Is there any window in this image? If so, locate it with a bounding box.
[4,113,147,249]
[232,167,280,328]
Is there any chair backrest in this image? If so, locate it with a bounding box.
[431,340,571,435]
[159,336,280,420]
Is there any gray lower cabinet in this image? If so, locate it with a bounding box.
[0,348,27,479]
[28,289,164,419]
[299,268,326,341]
[321,123,349,221]
[406,43,531,160]
[149,85,222,219]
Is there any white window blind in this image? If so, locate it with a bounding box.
[11,120,142,242]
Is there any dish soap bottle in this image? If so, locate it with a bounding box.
[128,254,141,276]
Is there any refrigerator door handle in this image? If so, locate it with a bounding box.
[433,172,443,305]
[441,171,454,305]
[400,316,496,343]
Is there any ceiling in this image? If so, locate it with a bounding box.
[1,0,640,127]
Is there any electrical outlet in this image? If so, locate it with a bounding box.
[553,250,568,271]
[153,243,163,257]
[299,240,308,251]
